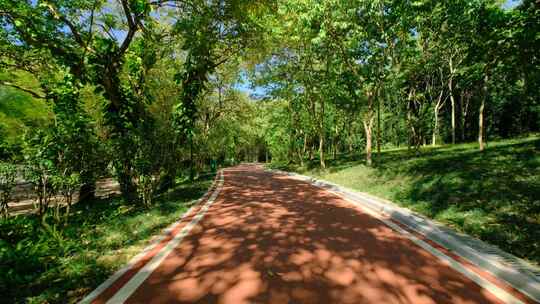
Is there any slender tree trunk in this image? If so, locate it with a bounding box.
[377,92,381,154]
[460,91,465,141]
[347,116,354,153]
[288,101,296,164]
[333,124,338,159]
[448,57,458,144]
[319,133,325,169]
[450,82,456,144]
[302,132,308,155]
[479,75,488,151]
[363,92,375,166]
[189,137,194,181]
[319,97,326,169]
[406,89,415,151]
[432,106,439,146]
[432,91,444,146]
[479,98,485,151]
[363,119,373,166]
[461,91,470,142]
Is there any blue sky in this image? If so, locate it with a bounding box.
[233,71,269,99]
[503,0,521,9]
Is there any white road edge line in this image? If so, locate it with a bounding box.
[323,188,524,304]
[78,173,221,304]
[105,170,225,304]
[274,169,539,302]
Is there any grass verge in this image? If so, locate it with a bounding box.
[271,136,540,265]
[0,176,213,304]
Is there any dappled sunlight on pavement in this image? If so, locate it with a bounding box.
[124,164,503,304]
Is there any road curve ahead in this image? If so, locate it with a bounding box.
[88,164,533,304]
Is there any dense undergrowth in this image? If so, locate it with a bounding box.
[0,176,212,304]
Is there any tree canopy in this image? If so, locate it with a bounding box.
[0,0,537,205]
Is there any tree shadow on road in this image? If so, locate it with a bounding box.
[278,138,540,265]
[128,167,508,304]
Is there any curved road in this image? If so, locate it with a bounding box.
[86,164,533,304]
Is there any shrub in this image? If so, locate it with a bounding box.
[0,162,17,218]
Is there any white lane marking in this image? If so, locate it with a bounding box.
[279,170,539,303]
[105,171,225,304]
[324,188,524,304]
[79,174,220,304]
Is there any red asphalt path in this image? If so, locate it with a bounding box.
[84,164,535,304]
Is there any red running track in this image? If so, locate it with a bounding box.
[87,164,534,304]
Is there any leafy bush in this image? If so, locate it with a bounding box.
[0,162,17,218]
[22,131,57,217]
[51,173,81,221]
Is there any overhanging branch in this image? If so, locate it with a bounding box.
[0,81,45,99]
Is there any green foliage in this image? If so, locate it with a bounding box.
[20,73,104,218]
[0,177,212,303]
[0,86,52,156]
[0,162,17,219]
[285,136,540,264]
[51,173,81,220]
[0,2,539,301]
[22,130,57,217]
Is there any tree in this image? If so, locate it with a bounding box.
[0,162,16,219]
[22,130,56,218]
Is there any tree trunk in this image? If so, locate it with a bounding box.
[347,117,354,153]
[432,90,444,146]
[302,132,308,155]
[479,98,485,151]
[118,165,137,202]
[449,77,456,144]
[319,133,325,169]
[461,91,470,142]
[479,75,488,151]
[363,119,373,166]
[432,106,439,146]
[319,97,326,169]
[363,92,375,166]
[333,124,339,159]
[189,136,194,180]
[446,56,460,144]
[377,92,381,154]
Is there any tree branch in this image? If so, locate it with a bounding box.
[43,2,92,52]
[0,81,45,99]
[118,0,138,57]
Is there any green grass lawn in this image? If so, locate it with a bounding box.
[272,136,540,265]
[0,177,213,304]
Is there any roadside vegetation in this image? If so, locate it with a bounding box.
[0,176,212,304]
[271,136,540,265]
[0,0,538,302]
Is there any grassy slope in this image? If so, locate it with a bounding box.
[0,87,52,145]
[0,177,213,304]
[274,136,540,265]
